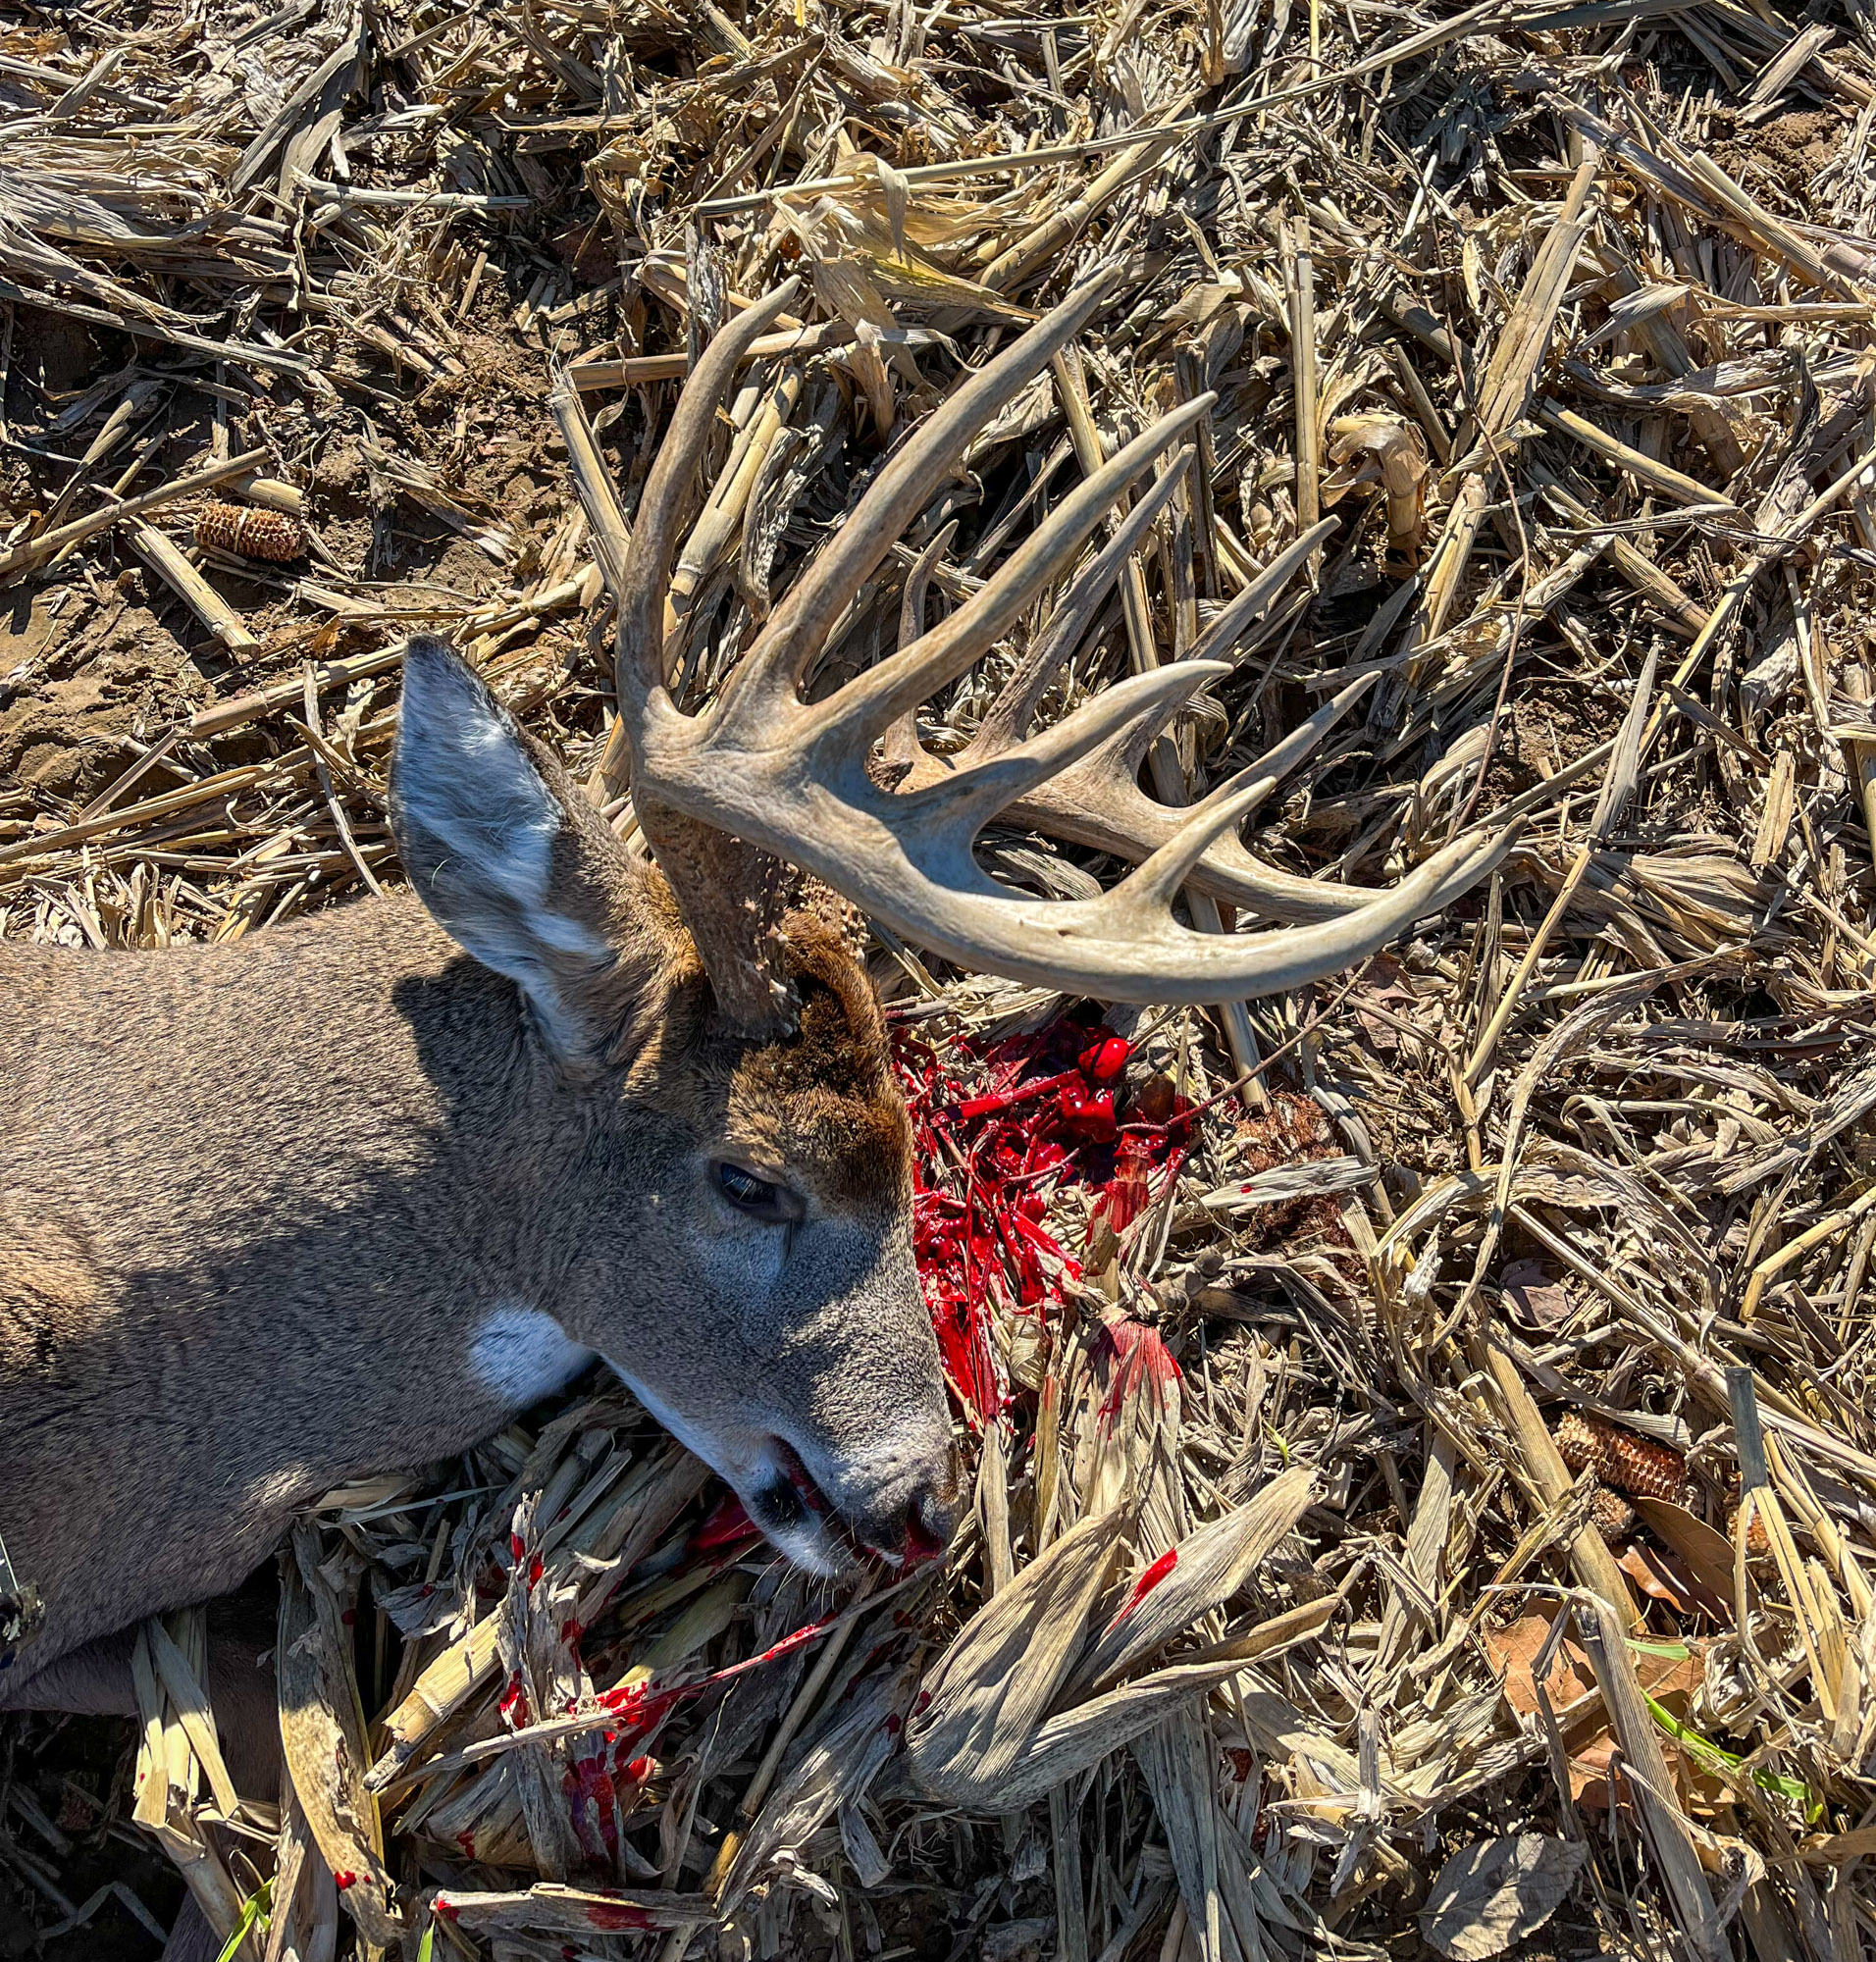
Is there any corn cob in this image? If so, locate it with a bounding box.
[1556,1409,1770,1554]
[194,500,306,562]
[1556,1411,1689,1502]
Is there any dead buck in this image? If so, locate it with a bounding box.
[0,270,1508,1722]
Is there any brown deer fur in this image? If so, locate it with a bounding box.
[0,641,957,1707]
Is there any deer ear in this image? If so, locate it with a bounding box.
[391,637,636,1062]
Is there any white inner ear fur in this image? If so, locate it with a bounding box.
[470,1306,595,1411]
[397,653,611,1050]
[399,662,562,908]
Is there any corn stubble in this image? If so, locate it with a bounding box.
[4,0,1876,1954]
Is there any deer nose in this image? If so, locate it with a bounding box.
[859,1458,961,1564]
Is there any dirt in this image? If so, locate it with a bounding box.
[1710,106,1851,198]
[0,1714,179,1962]
[0,588,202,801]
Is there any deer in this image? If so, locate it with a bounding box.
[0,269,1508,1793]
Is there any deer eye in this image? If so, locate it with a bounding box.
[714,1162,797,1222]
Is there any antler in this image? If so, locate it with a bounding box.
[615,267,1513,1022]
[894,515,1392,923]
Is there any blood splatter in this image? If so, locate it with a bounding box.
[1117,1546,1178,1615]
[895,1016,1189,1421]
[585,1899,655,1930]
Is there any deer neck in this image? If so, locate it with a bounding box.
[0,894,673,1670]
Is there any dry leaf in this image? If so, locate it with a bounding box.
[1498,1260,1573,1332]
[1420,1834,1588,1960]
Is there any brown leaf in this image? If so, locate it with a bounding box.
[1484,1615,1594,1720]
[1420,1835,1588,1960]
[1498,1261,1573,1331]
[1630,1496,1742,1618]
[1618,1540,1727,1622]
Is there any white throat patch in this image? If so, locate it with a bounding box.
[470,1306,595,1412]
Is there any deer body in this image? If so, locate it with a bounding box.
[4,897,584,1681]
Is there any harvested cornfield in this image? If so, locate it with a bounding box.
[3,0,1875,1958]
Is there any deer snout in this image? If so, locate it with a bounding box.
[756,1426,960,1572]
[832,1421,964,1565]
[844,1446,962,1564]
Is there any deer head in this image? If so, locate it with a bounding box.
[388,641,950,1575]
[386,267,1511,1576]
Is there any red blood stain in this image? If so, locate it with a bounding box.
[333,1871,356,1891]
[509,1532,526,1563]
[896,1018,1189,1420]
[912,1689,932,1717]
[527,1555,544,1587]
[692,1493,758,1552]
[454,1831,476,1859]
[883,1711,902,1735]
[1079,1035,1131,1082]
[1118,1546,1178,1615]
[586,1903,654,1930]
[1094,1318,1183,1425]
[339,1608,356,1626]
[498,1673,530,1729]
[1056,1082,1118,1141]
[434,1897,460,1923]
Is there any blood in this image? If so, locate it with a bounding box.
[585,1894,655,1931]
[454,1832,476,1859]
[1117,1546,1178,1616]
[1094,1317,1183,1424]
[333,1871,357,1890]
[1079,1035,1131,1082]
[692,1493,758,1552]
[434,1898,460,1923]
[896,1017,1189,1421]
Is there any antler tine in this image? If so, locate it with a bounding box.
[1106,761,1287,913]
[967,448,1192,761]
[961,669,1391,922]
[616,279,803,704]
[1004,679,1373,922]
[787,397,1212,762]
[1006,762,1387,919]
[1184,517,1336,669]
[881,521,958,775]
[900,660,1230,843]
[1244,671,1378,784]
[716,263,1121,720]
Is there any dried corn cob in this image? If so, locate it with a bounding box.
[1589,1485,1638,1540]
[1725,1501,1773,1559]
[1557,1410,1770,1554]
[1555,1411,1688,1502]
[194,499,306,562]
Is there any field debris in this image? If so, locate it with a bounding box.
[4,0,1876,1955]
